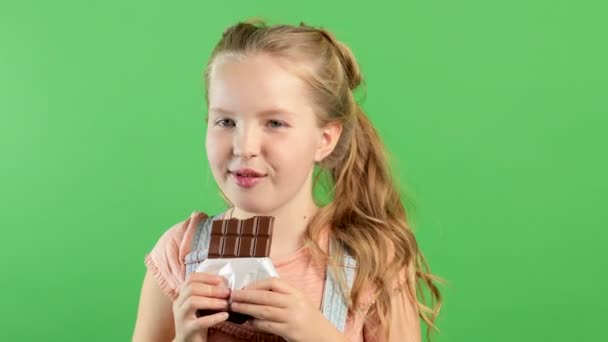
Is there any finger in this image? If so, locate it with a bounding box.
[244,277,294,294]
[176,280,230,308]
[176,285,230,310]
[230,289,288,308]
[185,272,226,286]
[230,302,283,322]
[177,296,229,319]
[183,282,231,299]
[192,311,229,330]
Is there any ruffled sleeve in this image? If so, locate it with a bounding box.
[144,211,208,301]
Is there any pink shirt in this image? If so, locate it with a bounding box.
[145,211,421,341]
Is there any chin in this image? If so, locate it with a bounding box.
[234,202,273,216]
[227,197,275,216]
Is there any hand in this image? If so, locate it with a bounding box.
[230,277,346,342]
[172,272,231,342]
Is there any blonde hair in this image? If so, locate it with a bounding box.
[203,18,442,341]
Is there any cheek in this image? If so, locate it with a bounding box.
[269,134,317,171]
[205,131,229,166]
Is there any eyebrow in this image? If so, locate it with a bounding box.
[209,107,295,118]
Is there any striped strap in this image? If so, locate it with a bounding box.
[321,241,357,333]
[184,214,217,276]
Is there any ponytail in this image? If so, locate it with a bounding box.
[316,97,443,341]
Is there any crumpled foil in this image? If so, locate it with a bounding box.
[194,257,279,290]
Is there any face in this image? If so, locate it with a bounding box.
[206,53,340,215]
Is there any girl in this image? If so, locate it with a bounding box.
[133,19,442,342]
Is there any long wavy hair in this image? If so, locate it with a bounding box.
[202,18,442,341]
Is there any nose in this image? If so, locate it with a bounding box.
[233,124,260,158]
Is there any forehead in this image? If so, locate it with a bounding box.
[208,54,313,116]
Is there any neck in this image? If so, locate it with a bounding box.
[228,190,319,260]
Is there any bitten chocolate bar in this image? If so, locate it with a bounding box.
[208,216,274,258]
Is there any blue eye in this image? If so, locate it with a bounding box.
[216,118,235,127]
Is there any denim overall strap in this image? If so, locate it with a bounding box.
[321,241,357,333]
[184,214,219,277]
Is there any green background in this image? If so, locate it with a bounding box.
[1,0,606,341]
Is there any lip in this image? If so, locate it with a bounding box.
[229,168,266,177]
[229,168,267,188]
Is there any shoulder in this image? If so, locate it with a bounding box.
[153,210,210,257]
[144,210,211,301]
[353,236,420,340]
[356,234,416,306]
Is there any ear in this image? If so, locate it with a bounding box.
[314,121,343,162]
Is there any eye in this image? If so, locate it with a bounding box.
[267,120,287,128]
[215,118,235,127]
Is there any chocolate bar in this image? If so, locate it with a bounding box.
[196,216,275,324]
[208,216,274,258]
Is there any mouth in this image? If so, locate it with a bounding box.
[229,168,267,177]
[229,168,267,188]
